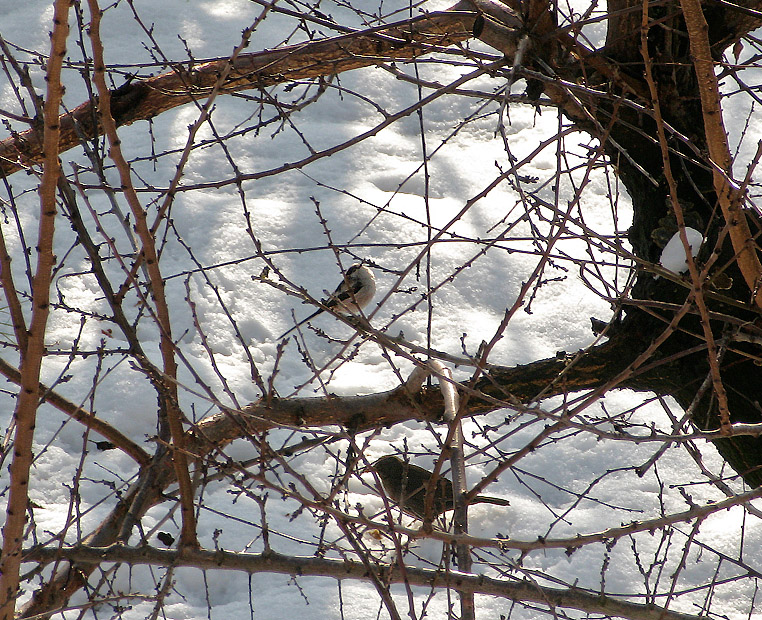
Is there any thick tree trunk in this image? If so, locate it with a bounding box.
[596,0,762,485]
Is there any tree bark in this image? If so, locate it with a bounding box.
[592,0,762,485]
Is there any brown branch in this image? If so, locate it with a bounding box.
[0,1,71,616]
[370,482,762,553]
[640,2,732,434]
[680,0,762,309]
[471,483,762,552]
[192,333,683,452]
[86,0,197,549]
[23,544,708,620]
[0,357,150,467]
[0,4,481,178]
[0,224,27,352]
[436,362,473,620]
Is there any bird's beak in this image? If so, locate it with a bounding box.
[358,460,382,477]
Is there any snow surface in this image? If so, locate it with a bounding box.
[1,1,761,619]
[659,228,703,274]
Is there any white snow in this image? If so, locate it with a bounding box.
[659,227,703,274]
[0,1,761,619]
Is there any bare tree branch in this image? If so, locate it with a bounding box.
[0,1,71,615]
[23,544,709,620]
[0,4,486,178]
[680,0,762,310]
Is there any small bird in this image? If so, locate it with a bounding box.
[371,455,510,519]
[278,262,376,339]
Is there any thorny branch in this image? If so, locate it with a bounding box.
[85,0,197,548]
[0,0,71,616]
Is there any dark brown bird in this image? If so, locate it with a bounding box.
[371,455,510,519]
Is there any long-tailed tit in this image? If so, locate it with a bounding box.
[278,263,376,339]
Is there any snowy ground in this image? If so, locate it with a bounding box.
[1,0,762,618]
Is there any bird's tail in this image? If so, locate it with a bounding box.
[277,307,324,340]
[472,496,511,507]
